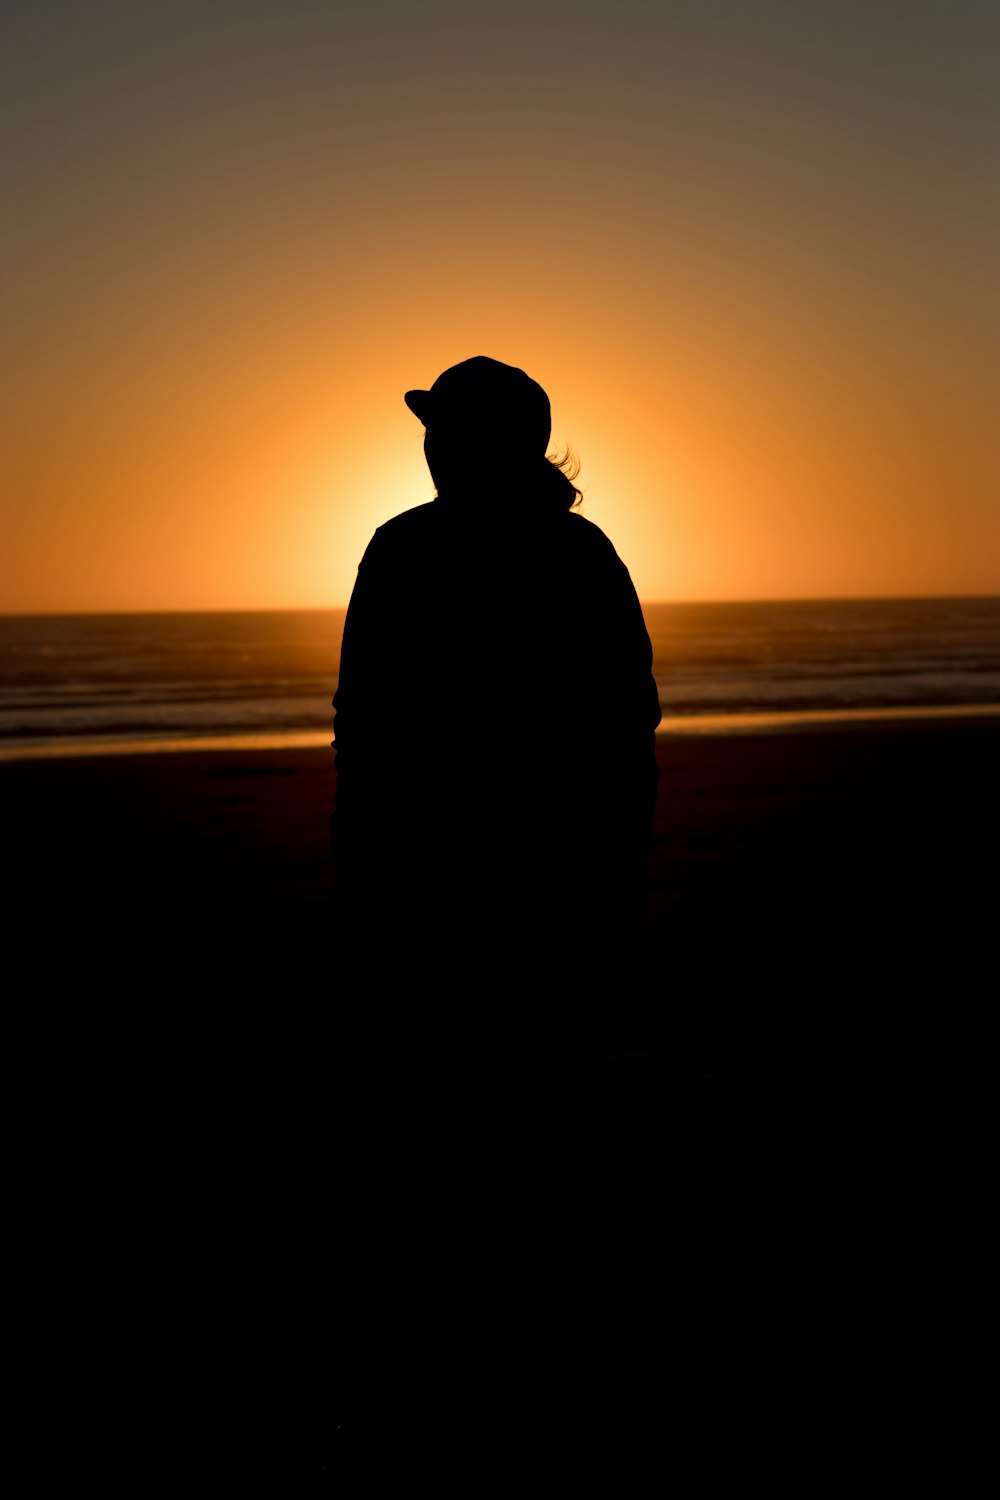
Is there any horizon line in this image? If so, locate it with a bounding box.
[1,591,998,620]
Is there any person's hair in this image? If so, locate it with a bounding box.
[430,436,583,510]
[542,448,583,510]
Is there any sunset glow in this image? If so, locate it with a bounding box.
[3,1,997,612]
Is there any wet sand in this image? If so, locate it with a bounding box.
[6,715,995,1478]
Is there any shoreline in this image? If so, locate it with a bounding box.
[1,700,998,762]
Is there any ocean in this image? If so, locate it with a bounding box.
[1,597,998,759]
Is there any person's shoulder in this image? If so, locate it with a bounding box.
[562,510,611,541]
[359,502,441,567]
[372,501,440,542]
[558,510,622,561]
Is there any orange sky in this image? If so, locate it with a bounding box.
[2,1,997,612]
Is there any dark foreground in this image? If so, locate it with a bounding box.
[5,716,996,1482]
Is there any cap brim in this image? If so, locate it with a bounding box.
[404,389,431,424]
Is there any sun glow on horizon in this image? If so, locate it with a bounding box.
[3,2,997,613]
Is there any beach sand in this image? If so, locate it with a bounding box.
[7,716,995,1478]
[6,714,995,1050]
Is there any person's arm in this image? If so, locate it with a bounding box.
[591,547,662,908]
[331,530,396,879]
[601,549,660,771]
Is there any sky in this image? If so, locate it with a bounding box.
[2,0,997,611]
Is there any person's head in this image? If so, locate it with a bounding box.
[404,356,581,509]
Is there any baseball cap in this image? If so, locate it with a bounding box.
[404,356,551,455]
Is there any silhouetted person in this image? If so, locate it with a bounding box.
[332,356,660,1039]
